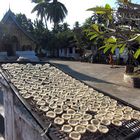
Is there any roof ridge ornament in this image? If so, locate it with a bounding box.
[9,2,10,10]
[8,2,13,13]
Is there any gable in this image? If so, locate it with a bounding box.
[1,9,36,43]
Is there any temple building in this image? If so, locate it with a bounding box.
[0,9,36,57]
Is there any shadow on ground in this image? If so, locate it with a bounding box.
[52,63,123,87]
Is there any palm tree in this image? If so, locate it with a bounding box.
[62,23,70,31]
[74,21,80,28]
[31,0,51,28]
[32,0,68,29]
[46,0,68,29]
[31,0,51,4]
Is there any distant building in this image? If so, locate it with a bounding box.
[0,9,37,60]
[58,46,80,60]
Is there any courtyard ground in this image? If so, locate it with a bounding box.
[48,59,140,109]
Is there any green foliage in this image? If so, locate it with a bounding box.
[105,4,111,9]
[90,34,98,40]
[119,44,126,54]
[86,3,140,61]
[87,4,114,22]
[99,44,115,53]
[110,45,117,53]
[52,22,70,33]
[46,0,68,27]
[55,30,74,48]
[103,44,113,53]
[106,37,117,44]
[32,0,68,29]
[82,17,94,28]
[134,48,140,59]
[16,13,34,34]
[91,24,99,33]
[85,24,103,41]
[33,19,75,55]
[74,25,94,51]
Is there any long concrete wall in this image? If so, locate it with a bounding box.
[0,51,39,61]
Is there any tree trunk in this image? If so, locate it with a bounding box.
[125,65,134,73]
[44,16,48,29]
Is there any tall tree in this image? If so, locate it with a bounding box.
[33,19,46,38]
[86,3,140,68]
[16,13,34,34]
[62,23,70,31]
[46,0,68,29]
[31,0,68,29]
[74,21,80,28]
[31,0,51,28]
[32,0,49,3]
[52,22,70,33]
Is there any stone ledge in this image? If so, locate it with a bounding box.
[0,136,4,140]
[124,73,140,88]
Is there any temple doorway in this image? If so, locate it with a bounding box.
[5,36,19,56]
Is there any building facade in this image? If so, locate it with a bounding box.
[0,9,36,58]
[58,46,80,60]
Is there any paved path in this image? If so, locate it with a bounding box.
[48,60,140,109]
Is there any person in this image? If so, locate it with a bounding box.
[109,53,114,68]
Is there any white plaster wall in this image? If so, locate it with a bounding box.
[0,51,38,61]
[59,48,80,60]
[16,51,39,61]
[59,49,65,57]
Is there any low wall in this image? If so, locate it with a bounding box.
[16,51,39,61]
[0,52,7,60]
[0,51,39,61]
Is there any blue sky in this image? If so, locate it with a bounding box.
[0,0,139,29]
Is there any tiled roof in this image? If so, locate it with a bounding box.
[1,9,36,43]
